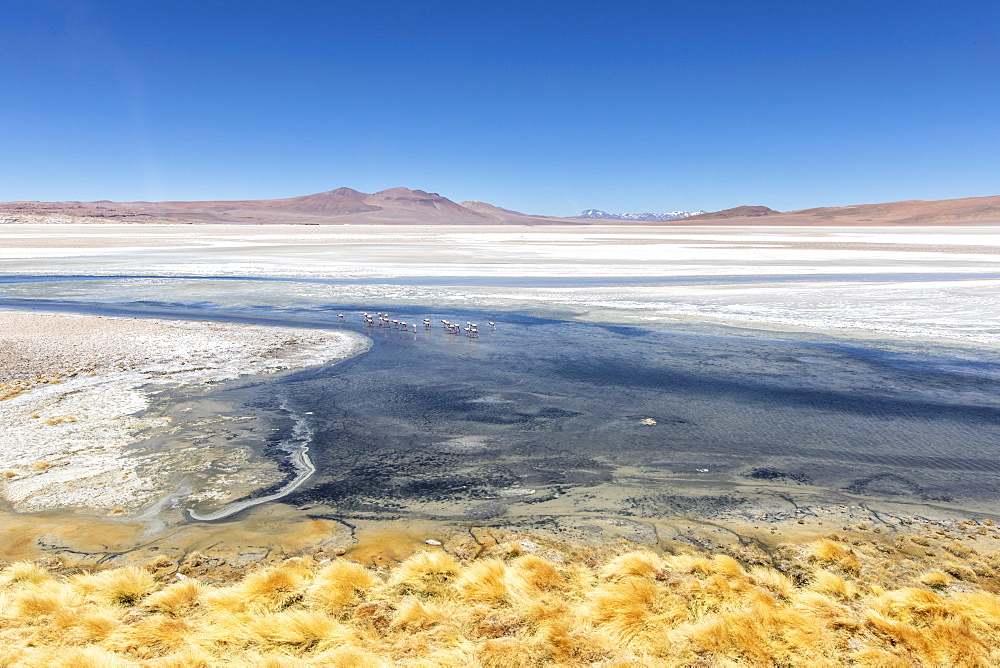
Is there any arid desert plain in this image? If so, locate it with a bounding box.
[1,221,999,566]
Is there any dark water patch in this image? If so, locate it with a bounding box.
[542,358,1000,425]
[0,297,561,334]
[268,317,1000,521]
[743,468,812,485]
[4,294,1000,523]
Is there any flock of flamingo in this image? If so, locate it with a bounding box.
[337,312,495,338]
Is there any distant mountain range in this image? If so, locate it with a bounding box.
[0,187,562,226]
[2,188,999,226]
[575,209,707,222]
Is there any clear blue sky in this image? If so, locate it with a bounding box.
[2,1,998,215]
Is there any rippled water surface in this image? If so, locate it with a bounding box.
[3,275,1000,534]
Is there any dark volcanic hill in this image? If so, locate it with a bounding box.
[0,187,570,225]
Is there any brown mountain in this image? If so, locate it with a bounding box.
[783,195,1000,225]
[623,196,1000,226]
[0,187,568,225]
[458,200,532,221]
[672,196,1000,226]
[685,205,779,220]
[2,189,999,226]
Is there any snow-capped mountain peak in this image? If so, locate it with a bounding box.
[577,209,707,222]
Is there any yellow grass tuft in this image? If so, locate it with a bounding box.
[140,648,215,667]
[220,559,313,613]
[18,645,134,667]
[748,564,795,599]
[63,607,122,643]
[510,554,567,596]
[247,609,349,647]
[1,531,1000,665]
[456,559,510,603]
[391,595,459,633]
[104,615,200,658]
[11,579,80,618]
[44,415,77,425]
[710,553,745,578]
[598,550,663,580]
[305,559,378,612]
[808,538,861,574]
[662,552,714,575]
[309,645,390,667]
[1,560,54,586]
[951,591,1000,629]
[793,590,858,628]
[870,587,951,624]
[72,565,157,607]
[809,569,858,599]
[142,578,205,616]
[919,569,950,588]
[388,550,460,596]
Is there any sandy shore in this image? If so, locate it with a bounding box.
[0,311,369,513]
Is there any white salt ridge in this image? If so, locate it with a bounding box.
[0,312,369,513]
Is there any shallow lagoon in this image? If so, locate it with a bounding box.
[2,275,999,553]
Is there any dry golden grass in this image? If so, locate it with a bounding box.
[44,415,77,425]
[2,532,1000,666]
[0,370,88,401]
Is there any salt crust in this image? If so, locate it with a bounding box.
[0,312,369,512]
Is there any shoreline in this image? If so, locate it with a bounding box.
[1,224,998,575]
[0,310,369,514]
[188,397,318,521]
[1,304,997,558]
